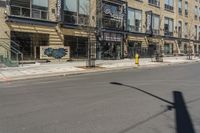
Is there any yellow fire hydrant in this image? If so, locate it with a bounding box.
[135,53,139,65]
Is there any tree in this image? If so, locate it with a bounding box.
[177,7,198,60]
[79,0,97,67]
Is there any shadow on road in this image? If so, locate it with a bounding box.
[110,82,196,133]
[174,91,196,133]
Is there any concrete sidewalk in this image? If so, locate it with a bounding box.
[0,56,199,82]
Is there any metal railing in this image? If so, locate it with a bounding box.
[0,38,23,67]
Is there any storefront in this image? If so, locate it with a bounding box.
[97,32,123,59]
[11,31,49,60]
[96,0,127,60]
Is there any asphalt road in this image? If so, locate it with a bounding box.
[0,63,200,133]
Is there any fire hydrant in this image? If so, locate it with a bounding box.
[135,53,139,65]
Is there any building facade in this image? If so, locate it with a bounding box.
[0,0,200,62]
[126,0,200,58]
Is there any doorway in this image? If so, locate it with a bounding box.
[148,44,157,57]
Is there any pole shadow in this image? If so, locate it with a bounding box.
[110,82,196,133]
[173,91,195,133]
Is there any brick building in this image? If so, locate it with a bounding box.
[0,0,200,64]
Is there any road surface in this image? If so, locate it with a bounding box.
[0,63,200,133]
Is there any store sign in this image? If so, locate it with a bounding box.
[103,4,124,20]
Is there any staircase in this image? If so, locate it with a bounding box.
[0,38,23,67]
[49,25,64,45]
[175,40,181,55]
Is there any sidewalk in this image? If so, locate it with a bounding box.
[0,56,199,82]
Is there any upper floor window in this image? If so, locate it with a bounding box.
[102,2,125,30]
[128,8,142,32]
[178,21,182,38]
[64,0,77,12]
[152,14,160,35]
[63,0,89,25]
[194,6,198,20]
[178,0,182,15]
[199,8,200,20]
[148,0,160,7]
[164,17,174,36]
[10,0,48,20]
[194,25,198,40]
[184,22,188,38]
[145,12,160,35]
[164,0,174,11]
[184,1,188,17]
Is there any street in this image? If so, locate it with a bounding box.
[0,63,200,133]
